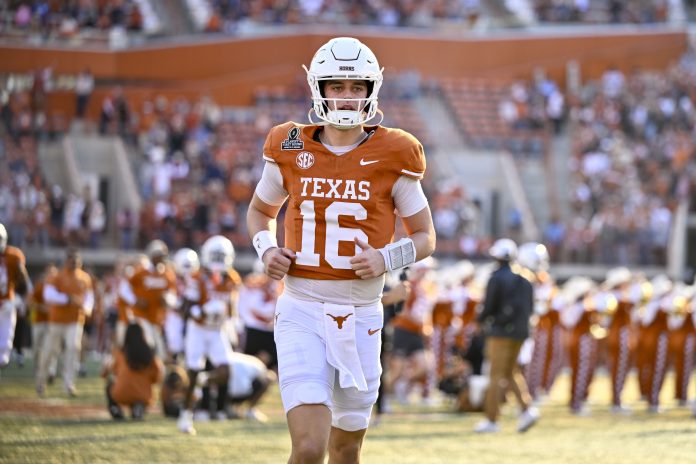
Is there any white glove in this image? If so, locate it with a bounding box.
[190,305,202,319]
[202,300,226,316]
[202,300,227,326]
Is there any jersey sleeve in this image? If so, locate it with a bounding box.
[400,137,426,180]
[381,128,426,180]
[261,127,277,163]
[9,247,26,266]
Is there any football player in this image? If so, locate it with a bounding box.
[246,37,436,463]
[0,223,31,369]
[386,259,437,406]
[238,261,280,371]
[36,248,93,397]
[167,248,200,363]
[517,242,563,403]
[119,240,177,360]
[28,264,58,381]
[177,235,241,435]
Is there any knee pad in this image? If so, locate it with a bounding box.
[281,381,332,413]
[332,411,370,432]
[331,387,377,432]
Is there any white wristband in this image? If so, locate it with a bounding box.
[252,230,278,260]
[379,237,416,271]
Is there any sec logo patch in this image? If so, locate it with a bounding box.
[296,152,315,169]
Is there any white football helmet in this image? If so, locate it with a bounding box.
[603,266,632,290]
[145,239,169,260]
[303,37,384,129]
[518,242,549,272]
[200,235,235,273]
[173,248,200,277]
[489,238,517,261]
[0,223,7,253]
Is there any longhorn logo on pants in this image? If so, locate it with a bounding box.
[326,313,353,329]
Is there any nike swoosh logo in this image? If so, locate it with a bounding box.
[360,159,379,166]
[368,328,381,336]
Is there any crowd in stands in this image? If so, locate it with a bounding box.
[3,52,696,268]
[196,0,687,33]
[425,56,696,268]
[0,65,107,251]
[549,59,696,266]
[0,1,147,41]
[1,0,690,47]
[196,0,482,33]
[534,0,671,24]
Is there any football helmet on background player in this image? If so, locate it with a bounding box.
[303,37,384,129]
[489,238,518,261]
[200,235,235,273]
[0,223,7,252]
[145,239,169,260]
[518,242,549,272]
[173,248,200,277]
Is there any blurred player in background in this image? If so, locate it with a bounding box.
[36,248,93,397]
[177,235,241,435]
[28,264,58,381]
[119,240,177,360]
[0,223,31,371]
[168,248,200,363]
[238,260,281,371]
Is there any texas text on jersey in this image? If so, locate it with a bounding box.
[263,122,425,280]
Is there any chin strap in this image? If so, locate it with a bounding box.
[307,108,384,128]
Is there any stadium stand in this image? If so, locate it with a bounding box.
[0,1,692,278]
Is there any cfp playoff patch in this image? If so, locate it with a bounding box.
[281,127,304,150]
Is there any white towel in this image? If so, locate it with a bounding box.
[323,303,367,392]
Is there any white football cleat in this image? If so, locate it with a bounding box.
[610,404,632,415]
[474,419,500,433]
[517,407,540,433]
[178,410,196,435]
[246,407,268,423]
[193,409,211,422]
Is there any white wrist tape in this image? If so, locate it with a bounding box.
[252,230,278,260]
[379,237,416,271]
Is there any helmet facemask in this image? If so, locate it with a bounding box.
[201,235,235,274]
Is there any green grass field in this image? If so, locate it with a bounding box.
[1,358,696,464]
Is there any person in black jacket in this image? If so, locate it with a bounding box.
[474,238,539,434]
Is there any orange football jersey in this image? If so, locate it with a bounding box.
[190,270,241,325]
[263,122,426,280]
[0,246,26,302]
[129,265,177,326]
[46,268,93,324]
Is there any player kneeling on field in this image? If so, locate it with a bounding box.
[225,351,276,422]
[102,322,164,420]
[162,352,275,423]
